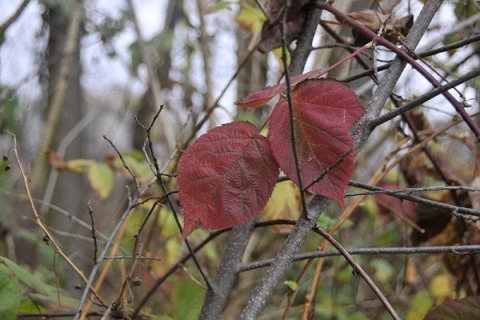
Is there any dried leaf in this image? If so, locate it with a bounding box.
[257,0,310,53]
[339,9,413,45]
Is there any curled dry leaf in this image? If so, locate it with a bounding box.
[338,9,413,45]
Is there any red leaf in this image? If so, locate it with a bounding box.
[235,82,286,108]
[269,79,365,206]
[424,296,480,320]
[178,122,279,238]
[235,69,328,108]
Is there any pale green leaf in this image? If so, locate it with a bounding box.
[0,264,20,320]
[87,162,114,199]
[172,279,204,319]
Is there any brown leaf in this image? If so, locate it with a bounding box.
[47,151,68,171]
[340,9,413,45]
[257,0,310,53]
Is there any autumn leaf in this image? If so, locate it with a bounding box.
[48,151,115,199]
[424,296,480,320]
[338,9,413,45]
[236,3,266,35]
[178,122,279,239]
[86,162,114,200]
[263,179,301,234]
[235,68,329,108]
[269,79,364,206]
[258,0,310,53]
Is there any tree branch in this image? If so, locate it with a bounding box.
[241,245,480,272]
[0,0,29,36]
[199,1,324,318]
[240,0,444,318]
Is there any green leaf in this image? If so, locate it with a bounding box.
[87,162,114,199]
[370,258,394,283]
[18,299,46,314]
[172,279,204,319]
[0,257,51,296]
[64,159,95,173]
[235,4,266,35]
[0,264,20,320]
[407,290,433,320]
[284,280,298,291]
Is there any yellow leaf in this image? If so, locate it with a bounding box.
[264,180,300,234]
[64,159,94,173]
[406,290,433,320]
[430,274,453,301]
[87,162,114,199]
[235,4,266,35]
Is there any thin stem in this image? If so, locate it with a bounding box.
[280,0,309,217]
[348,180,480,218]
[313,1,480,139]
[8,133,108,314]
[241,245,480,271]
[370,67,480,128]
[240,0,444,317]
[312,226,400,320]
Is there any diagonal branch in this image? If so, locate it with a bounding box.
[313,1,480,139]
[239,0,444,318]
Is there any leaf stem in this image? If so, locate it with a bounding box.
[279,0,309,218]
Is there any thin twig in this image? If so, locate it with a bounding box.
[87,201,98,265]
[7,132,107,309]
[313,225,400,319]
[370,67,480,128]
[348,180,480,218]
[302,149,352,192]
[280,0,309,217]
[75,150,151,320]
[144,108,213,290]
[313,1,480,139]
[241,245,480,271]
[0,0,30,35]
[102,134,141,194]
[240,0,444,317]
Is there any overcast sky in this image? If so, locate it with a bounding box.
[0,0,478,126]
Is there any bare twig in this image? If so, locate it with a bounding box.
[0,0,30,35]
[370,66,480,128]
[144,109,213,290]
[280,0,309,218]
[87,201,98,265]
[75,144,152,319]
[7,132,107,309]
[313,225,400,319]
[102,134,141,193]
[241,245,480,271]
[348,181,480,218]
[313,1,480,139]
[240,0,444,317]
